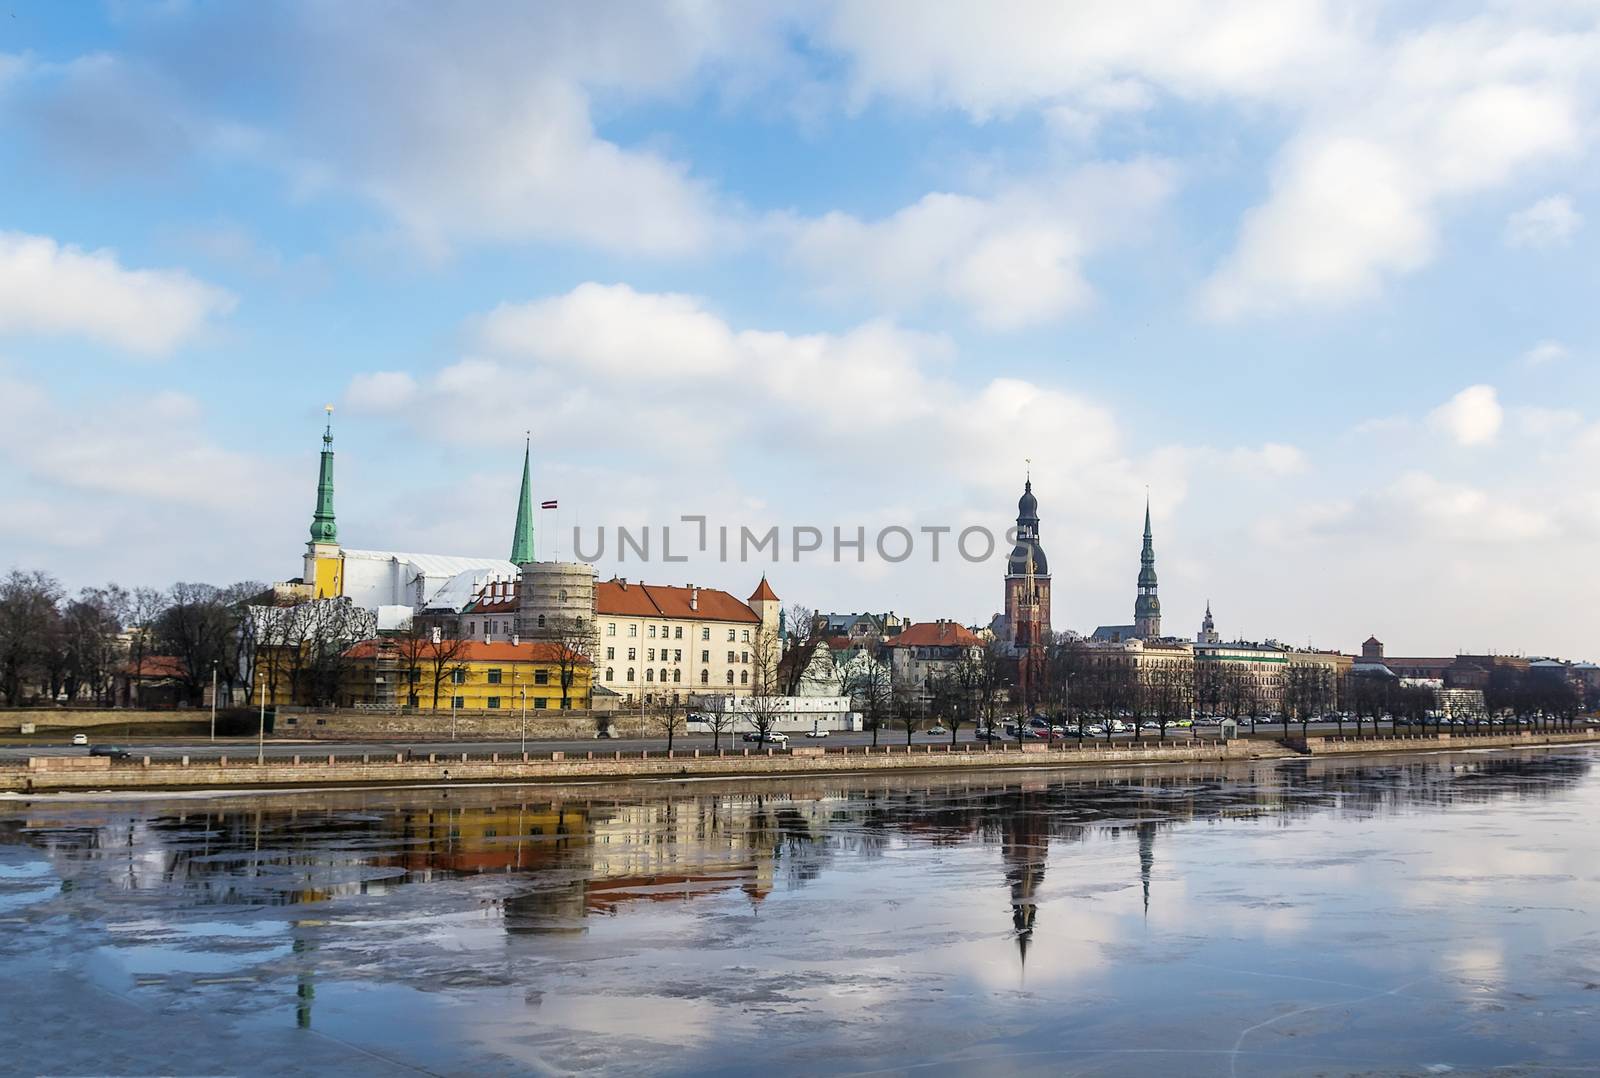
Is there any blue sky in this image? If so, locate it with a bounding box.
[1,1,1596,658]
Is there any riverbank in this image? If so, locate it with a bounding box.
[4,729,1596,794]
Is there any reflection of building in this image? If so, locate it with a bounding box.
[1001,798,1049,968]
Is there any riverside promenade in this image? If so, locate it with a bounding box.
[6,729,1598,794]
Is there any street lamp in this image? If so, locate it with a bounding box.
[257,667,267,765]
[210,660,218,742]
[520,684,527,756]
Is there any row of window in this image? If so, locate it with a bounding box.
[601,647,751,664]
[604,622,752,643]
[603,668,750,686]
[425,696,567,710]
[442,668,551,685]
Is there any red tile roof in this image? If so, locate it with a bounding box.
[344,639,588,664]
[882,621,982,648]
[595,579,758,623]
[748,575,778,603]
[121,656,187,679]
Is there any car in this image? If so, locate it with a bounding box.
[1140,721,1161,730]
[742,731,789,745]
[71,733,89,746]
[926,725,946,736]
[805,728,830,738]
[594,728,617,739]
[1085,724,1108,737]
[89,745,132,759]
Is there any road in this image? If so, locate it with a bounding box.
[0,719,1506,764]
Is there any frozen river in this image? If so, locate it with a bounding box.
[4,747,1600,1076]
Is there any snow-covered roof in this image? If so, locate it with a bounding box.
[342,549,516,579]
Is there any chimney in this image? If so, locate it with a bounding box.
[512,634,519,647]
[485,633,492,645]
[690,587,699,611]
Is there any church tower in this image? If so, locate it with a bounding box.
[1004,476,1052,651]
[510,437,535,565]
[1133,496,1161,638]
[1197,600,1220,645]
[303,407,343,599]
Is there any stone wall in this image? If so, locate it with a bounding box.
[1296,730,1597,755]
[274,709,649,740]
[2,738,1260,793]
[0,709,208,733]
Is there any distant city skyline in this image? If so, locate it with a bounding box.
[1,3,1596,658]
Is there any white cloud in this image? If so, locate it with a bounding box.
[1520,339,1570,366]
[0,230,234,355]
[1429,384,1504,447]
[1504,194,1583,248]
[781,160,1174,329]
[344,371,419,414]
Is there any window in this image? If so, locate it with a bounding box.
[659,668,667,683]
[701,628,710,640]
[700,670,709,685]
[626,667,635,682]
[742,630,750,642]
[672,669,681,683]
[534,669,549,685]
[559,589,568,602]
[534,698,547,709]
[606,667,614,680]
[727,651,735,663]
[741,651,749,664]
[725,671,734,685]
[741,670,749,685]
[487,697,501,709]
[649,625,657,638]
[627,647,636,660]
[701,650,709,662]
[538,615,546,628]
[452,695,465,708]
[648,648,656,661]
[727,629,736,641]
[606,647,615,660]
[646,669,655,682]
[487,669,502,684]
[628,624,638,637]
[607,623,616,636]
[661,624,669,637]
[468,621,476,636]
[673,649,682,662]
[451,669,466,684]
[674,627,683,639]
[409,667,421,683]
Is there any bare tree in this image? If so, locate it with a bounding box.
[124,586,167,705]
[61,585,127,705]
[0,570,63,705]
[746,625,783,745]
[843,660,892,747]
[894,691,925,745]
[654,697,686,751]
[549,614,594,710]
[702,701,737,751]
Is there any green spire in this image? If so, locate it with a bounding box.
[510,436,535,564]
[309,410,338,544]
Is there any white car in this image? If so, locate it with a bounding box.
[741,731,789,745]
[71,733,89,746]
[805,728,830,738]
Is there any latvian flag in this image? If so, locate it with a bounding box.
[540,500,558,510]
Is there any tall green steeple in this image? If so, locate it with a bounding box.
[1134,493,1160,637]
[309,409,338,544]
[510,436,535,564]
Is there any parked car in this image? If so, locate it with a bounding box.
[805,727,830,738]
[926,725,947,736]
[89,745,132,759]
[1085,724,1108,737]
[742,731,789,745]
[71,733,89,746]
[1140,721,1161,730]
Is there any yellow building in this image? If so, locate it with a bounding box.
[343,638,593,712]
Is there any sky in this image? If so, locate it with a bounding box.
[0,1,1596,659]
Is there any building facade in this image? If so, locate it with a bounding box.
[883,619,985,701]
[592,576,781,706]
[341,638,591,711]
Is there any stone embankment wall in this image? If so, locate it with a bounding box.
[1295,730,1596,755]
[275,709,643,740]
[0,709,205,733]
[4,738,1266,793]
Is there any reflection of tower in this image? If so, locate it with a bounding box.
[1002,799,1049,969]
[292,929,317,1028]
[1137,821,1156,919]
[1134,496,1161,639]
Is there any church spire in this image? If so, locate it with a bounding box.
[308,406,338,544]
[1134,492,1161,638]
[510,435,535,565]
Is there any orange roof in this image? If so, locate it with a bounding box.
[345,639,589,664]
[122,656,187,679]
[748,575,778,603]
[882,621,982,648]
[595,579,758,623]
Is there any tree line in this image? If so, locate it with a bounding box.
[0,569,267,708]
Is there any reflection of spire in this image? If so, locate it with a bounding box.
[1002,800,1048,975]
[1137,822,1156,919]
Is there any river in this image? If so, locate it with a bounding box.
[3,747,1598,1076]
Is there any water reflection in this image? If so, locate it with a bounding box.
[1,748,1597,1075]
